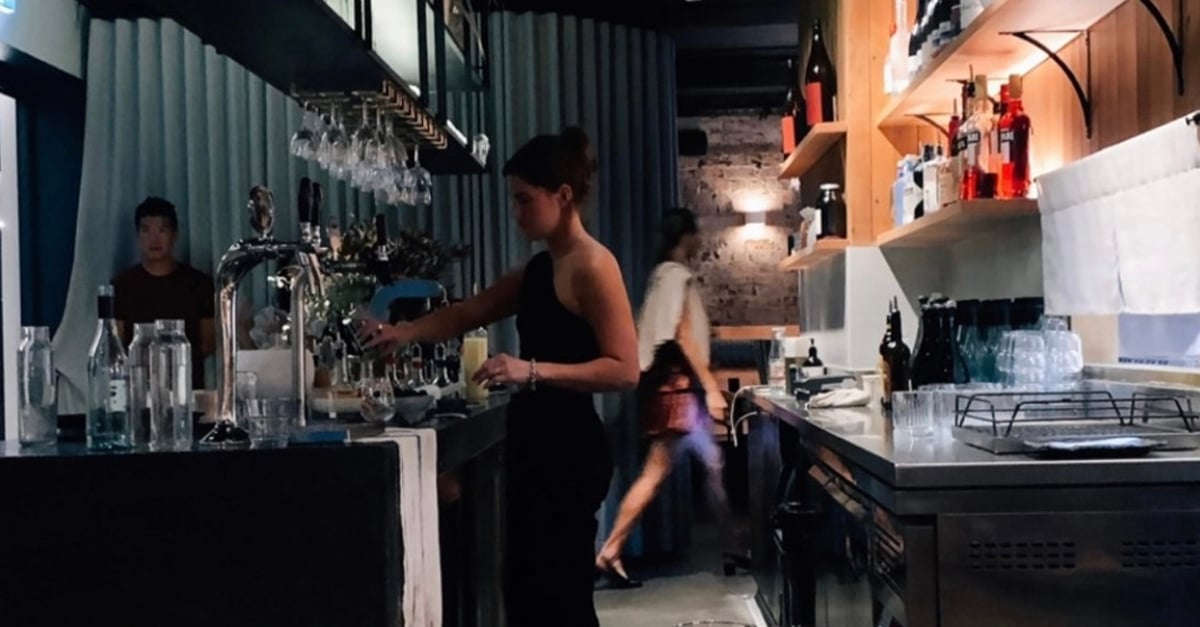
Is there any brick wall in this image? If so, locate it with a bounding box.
[679,113,803,326]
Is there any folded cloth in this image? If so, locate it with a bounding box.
[807,388,871,409]
[360,428,442,627]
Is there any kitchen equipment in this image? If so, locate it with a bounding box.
[953,388,1200,455]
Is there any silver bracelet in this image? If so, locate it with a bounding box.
[528,358,538,390]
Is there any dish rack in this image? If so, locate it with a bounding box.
[951,389,1200,454]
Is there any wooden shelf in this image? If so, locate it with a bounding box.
[876,0,1125,127]
[876,199,1039,248]
[778,238,850,271]
[779,122,848,179]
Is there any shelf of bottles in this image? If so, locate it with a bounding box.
[778,122,848,180]
[877,0,1125,127]
[778,238,850,272]
[877,198,1038,248]
[779,19,839,166]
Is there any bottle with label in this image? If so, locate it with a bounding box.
[953,82,975,199]
[816,183,847,239]
[87,285,131,451]
[802,339,825,378]
[960,76,994,200]
[804,19,838,126]
[781,59,808,153]
[461,284,490,404]
[998,74,1032,198]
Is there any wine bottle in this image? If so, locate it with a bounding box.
[87,285,131,451]
[804,19,838,126]
[802,339,825,378]
[879,302,895,408]
[886,297,913,400]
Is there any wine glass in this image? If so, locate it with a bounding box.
[412,145,433,206]
[290,105,322,160]
[319,107,350,179]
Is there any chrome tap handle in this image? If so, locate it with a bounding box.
[248,185,276,239]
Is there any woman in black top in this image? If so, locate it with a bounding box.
[362,127,639,626]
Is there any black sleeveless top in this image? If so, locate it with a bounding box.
[506,252,611,505]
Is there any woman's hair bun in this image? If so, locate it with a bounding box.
[560,126,598,175]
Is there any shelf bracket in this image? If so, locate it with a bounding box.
[1004,30,1093,138]
[1136,0,1186,96]
[906,114,951,139]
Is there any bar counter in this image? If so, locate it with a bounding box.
[0,397,509,627]
[744,388,1200,627]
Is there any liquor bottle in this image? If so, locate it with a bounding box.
[879,303,894,408]
[802,339,825,378]
[999,74,1032,198]
[885,297,913,403]
[371,213,393,285]
[87,285,131,451]
[18,326,57,445]
[990,84,1007,181]
[804,19,838,126]
[960,75,994,200]
[911,297,940,388]
[885,0,911,94]
[953,89,975,200]
[947,99,962,157]
[768,327,787,388]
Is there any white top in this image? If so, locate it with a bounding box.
[637,261,712,372]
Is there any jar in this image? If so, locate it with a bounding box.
[816,183,847,239]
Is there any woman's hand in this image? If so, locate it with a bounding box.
[473,353,532,388]
[358,318,418,352]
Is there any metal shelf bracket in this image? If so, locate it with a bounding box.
[1136,0,1186,96]
[1003,30,1093,138]
[906,114,951,139]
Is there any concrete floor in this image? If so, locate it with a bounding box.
[595,525,763,627]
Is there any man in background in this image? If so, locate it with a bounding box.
[113,197,216,389]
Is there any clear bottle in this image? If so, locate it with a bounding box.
[127,322,157,450]
[18,326,57,445]
[87,285,131,451]
[768,327,787,390]
[149,319,194,452]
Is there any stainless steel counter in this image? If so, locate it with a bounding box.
[750,388,1200,492]
[745,386,1200,627]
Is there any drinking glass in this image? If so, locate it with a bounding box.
[1044,330,1084,388]
[892,391,934,439]
[359,361,396,424]
[240,398,295,449]
[290,106,322,160]
[236,371,259,402]
[318,107,350,178]
[1008,330,1046,388]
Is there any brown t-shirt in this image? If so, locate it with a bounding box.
[112,263,216,389]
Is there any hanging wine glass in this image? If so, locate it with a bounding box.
[412,145,433,206]
[319,106,350,179]
[290,105,321,160]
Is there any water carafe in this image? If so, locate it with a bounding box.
[149,320,193,451]
[18,326,57,445]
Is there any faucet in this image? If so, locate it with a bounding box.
[201,185,326,447]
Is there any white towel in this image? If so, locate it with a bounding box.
[806,388,871,408]
[1113,169,1200,314]
[1038,112,1200,315]
[361,428,442,627]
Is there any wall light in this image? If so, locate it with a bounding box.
[732,189,778,214]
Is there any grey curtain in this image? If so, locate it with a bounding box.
[53,18,384,412]
[434,12,685,557]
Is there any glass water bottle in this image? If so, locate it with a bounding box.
[127,322,157,450]
[768,327,787,390]
[149,320,194,452]
[18,326,57,445]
